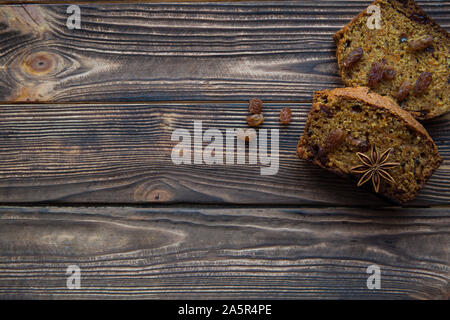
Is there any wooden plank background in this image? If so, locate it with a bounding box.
[0,102,448,205]
[0,1,448,102]
[0,0,448,299]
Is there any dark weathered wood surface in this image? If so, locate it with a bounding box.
[0,102,448,205]
[0,205,448,299]
[0,1,448,102]
[0,0,448,300]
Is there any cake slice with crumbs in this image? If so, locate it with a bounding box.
[297,87,442,203]
[334,0,449,120]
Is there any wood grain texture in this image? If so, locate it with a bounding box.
[0,102,448,205]
[0,0,448,302]
[0,205,448,299]
[0,1,448,102]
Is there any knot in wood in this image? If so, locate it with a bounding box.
[22,52,55,76]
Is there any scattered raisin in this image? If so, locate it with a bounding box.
[248,97,263,114]
[279,107,292,125]
[409,35,433,51]
[319,104,334,117]
[246,113,264,127]
[342,47,364,68]
[368,60,385,88]
[414,72,432,95]
[397,81,413,101]
[324,129,347,152]
[383,65,396,80]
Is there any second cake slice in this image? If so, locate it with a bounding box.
[297,87,442,203]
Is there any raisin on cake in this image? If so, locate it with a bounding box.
[297,87,442,203]
[334,0,449,120]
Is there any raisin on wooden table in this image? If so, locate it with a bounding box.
[249,98,263,114]
[246,114,264,127]
[342,47,363,68]
[414,72,432,95]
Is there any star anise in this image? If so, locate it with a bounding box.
[351,144,400,193]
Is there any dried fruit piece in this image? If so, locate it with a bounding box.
[383,65,396,80]
[397,81,413,101]
[317,147,328,165]
[248,97,263,114]
[414,72,432,95]
[351,145,400,193]
[342,47,363,68]
[279,107,292,124]
[368,60,385,88]
[409,35,433,51]
[246,113,264,127]
[324,129,347,152]
[348,136,370,152]
[236,128,257,143]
